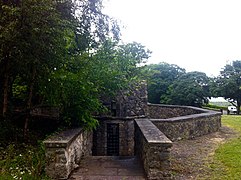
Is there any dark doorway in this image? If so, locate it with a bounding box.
[107,123,119,156]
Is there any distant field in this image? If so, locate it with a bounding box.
[209,101,233,107]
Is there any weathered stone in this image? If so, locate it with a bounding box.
[44,128,92,179]
[135,119,172,179]
[148,104,204,119]
[151,109,221,141]
[44,81,222,180]
[93,117,135,156]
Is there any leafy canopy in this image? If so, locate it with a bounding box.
[211,60,241,113]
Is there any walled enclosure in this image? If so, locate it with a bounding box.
[44,82,221,179]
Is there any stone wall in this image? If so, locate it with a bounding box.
[151,112,221,141]
[135,119,172,179]
[44,128,92,179]
[93,117,135,156]
[115,81,148,117]
[148,104,203,119]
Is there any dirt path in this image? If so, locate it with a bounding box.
[168,126,237,180]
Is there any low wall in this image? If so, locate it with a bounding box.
[135,119,172,179]
[148,104,203,119]
[151,112,221,141]
[44,128,92,179]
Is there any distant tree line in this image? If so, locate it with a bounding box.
[146,60,241,114]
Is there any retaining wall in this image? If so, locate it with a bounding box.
[44,128,92,179]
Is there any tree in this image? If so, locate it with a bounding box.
[43,40,151,128]
[0,0,122,137]
[163,71,210,107]
[213,60,241,114]
[0,0,150,137]
[145,62,185,103]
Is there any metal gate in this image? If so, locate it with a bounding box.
[107,123,119,156]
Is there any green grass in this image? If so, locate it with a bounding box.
[222,115,241,132]
[208,115,241,179]
[203,104,227,111]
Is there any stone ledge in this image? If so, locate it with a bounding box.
[135,119,173,179]
[44,128,92,179]
[148,103,221,119]
[151,111,221,123]
[135,119,172,144]
[44,128,82,148]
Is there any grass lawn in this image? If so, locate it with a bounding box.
[209,115,241,179]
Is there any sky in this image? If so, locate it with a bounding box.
[103,0,241,77]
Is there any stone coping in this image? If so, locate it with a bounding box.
[150,111,221,123]
[43,128,83,148]
[95,115,146,120]
[148,103,210,112]
[135,119,172,144]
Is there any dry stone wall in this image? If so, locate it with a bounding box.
[149,104,221,141]
[44,128,92,179]
[148,104,203,119]
[135,119,173,179]
[116,81,148,117]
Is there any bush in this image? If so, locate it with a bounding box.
[0,142,50,180]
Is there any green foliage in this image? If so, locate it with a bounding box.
[0,143,49,180]
[145,62,185,104]
[146,64,210,107]
[41,40,151,128]
[212,60,241,113]
[164,71,210,107]
[208,115,241,179]
[0,0,150,129]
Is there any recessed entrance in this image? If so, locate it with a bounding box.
[107,123,119,156]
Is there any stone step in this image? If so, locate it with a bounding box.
[68,156,146,180]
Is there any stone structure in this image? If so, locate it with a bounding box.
[93,117,135,156]
[44,82,222,179]
[148,104,221,141]
[135,119,172,179]
[148,104,203,119]
[115,81,149,117]
[43,128,92,179]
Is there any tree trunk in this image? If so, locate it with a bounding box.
[24,67,36,140]
[2,57,10,117]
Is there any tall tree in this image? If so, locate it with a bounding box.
[0,0,121,136]
[42,40,151,128]
[164,71,210,107]
[213,60,241,114]
[145,62,185,103]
